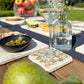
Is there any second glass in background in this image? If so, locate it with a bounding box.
[53,12,72,51]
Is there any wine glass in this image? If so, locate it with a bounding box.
[38,0,64,56]
[38,0,65,62]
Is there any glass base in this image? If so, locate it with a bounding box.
[45,47,56,56]
[46,50,56,57]
[40,48,56,63]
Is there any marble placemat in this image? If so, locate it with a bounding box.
[21,25,81,37]
[72,26,84,31]
[0,17,24,25]
[75,44,84,55]
[0,38,48,65]
[0,16,82,36]
[72,22,84,28]
[0,16,44,25]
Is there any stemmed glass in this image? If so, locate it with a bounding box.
[39,0,63,56]
[38,0,64,58]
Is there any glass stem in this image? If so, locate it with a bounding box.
[49,24,52,52]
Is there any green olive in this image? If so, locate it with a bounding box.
[9,40,15,46]
[21,40,27,44]
[17,37,23,43]
[15,39,21,45]
[15,39,19,43]
[23,34,27,36]
[5,37,27,46]
[5,42,10,46]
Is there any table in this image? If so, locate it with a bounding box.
[0,25,84,84]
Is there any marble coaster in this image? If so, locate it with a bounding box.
[28,48,73,73]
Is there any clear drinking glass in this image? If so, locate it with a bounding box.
[53,12,72,51]
[38,0,64,58]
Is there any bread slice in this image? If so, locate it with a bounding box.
[5,16,22,21]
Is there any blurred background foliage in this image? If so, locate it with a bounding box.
[0,0,14,10]
[75,3,84,8]
[0,0,84,21]
[0,0,84,10]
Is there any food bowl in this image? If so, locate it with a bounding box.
[0,35,32,52]
[14,0,38,17]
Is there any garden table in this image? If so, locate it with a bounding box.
[0,22,84,84]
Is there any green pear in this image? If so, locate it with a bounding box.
[59,76,82,84]
[82,80,84,84]
[3,61,59,84]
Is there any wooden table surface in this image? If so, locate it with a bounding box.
[0,27,84,84]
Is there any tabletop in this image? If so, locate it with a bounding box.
[0,22,84,84]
